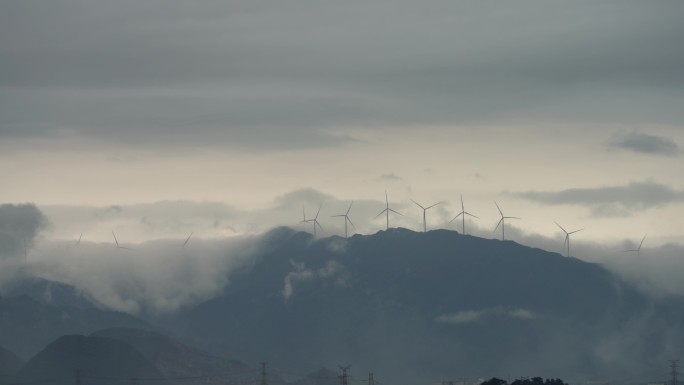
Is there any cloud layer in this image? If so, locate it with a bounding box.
[609,132,680,156]
[512,180,684,217]
[2,1,684,150]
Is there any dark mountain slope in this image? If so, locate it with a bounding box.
[13,335,168,385]
[0,293,152,360]
[165,227,684,383]
[0,346,22,381]
[92,327,253,384]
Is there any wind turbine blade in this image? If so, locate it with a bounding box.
[388,208,403,216]
[568,229,584,235]
[347,201,354,214]
[316,221,324,232]
[375,209,388,219]
[464,212,479,219]
[505,216,521,220]
[347,217,356,230]
[494,218,503,232]
[385,191,389,205]
[449,212,464,223]
[183,232,194,246]
[76,233,83,245]
[331,214,345,217]
[494,201,503,216]
[315,202,323,219]
[460,194,465,211]
[554,222,568,234]
[411,199,425,210]
[112,232,119,247]
[639,234,647,249]
[426,202,440,210]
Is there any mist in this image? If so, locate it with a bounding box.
[2,200,684,320]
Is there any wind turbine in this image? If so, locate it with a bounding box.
[300,207,309,225]
[555,222,584,257]
[306,202,324,236]
[75,233,83,246]
[182,232,193,247]
[623,234,647,257]
[493,201,520,241]
[332,201,355,238]
[112,231,131,250]
[449,194,479,234]
[375,191,402,230]
[411,199,440,232]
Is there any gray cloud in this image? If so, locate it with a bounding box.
[435,307,535,324]
[0,203,48,260]
[609,132,680,156]
[2,1,683,150]
[377,173,402,182]
[511,181,684,217]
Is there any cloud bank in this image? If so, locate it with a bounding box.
[511,180,684,217]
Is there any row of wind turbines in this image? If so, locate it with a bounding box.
[300,191,648,258]
[51,193,646,259]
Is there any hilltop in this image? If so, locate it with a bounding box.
[162,227,684,384]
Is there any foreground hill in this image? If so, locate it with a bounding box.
[92,328,254,384]
[0,346,22,380]
[164,227,684,384]
[13,335,168,385]
[0,288,152,359]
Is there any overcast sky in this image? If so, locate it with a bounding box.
[2,0,684,246]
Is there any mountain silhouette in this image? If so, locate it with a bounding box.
[92,327,254,384]
[13,335,169,385]
[0,345,22,380]
[164,227,684,384]
[0,287,152,360]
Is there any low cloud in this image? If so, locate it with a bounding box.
[511,180,684,217]
[436,307,535,324]
[609,132,680,156]
[282,260,346,300]
[0,203,48,260]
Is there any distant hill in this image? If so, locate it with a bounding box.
[13,335,168,385]
[0,345,22,380]
[1,275,104,309]
[0,292,152,359]
[164,227,684,384]
[92,328,254,384]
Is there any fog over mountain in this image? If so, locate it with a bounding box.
[1,202,684,383]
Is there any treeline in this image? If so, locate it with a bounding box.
[481,377,568,385]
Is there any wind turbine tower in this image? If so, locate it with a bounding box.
[449,194,479,234]
[493,201,520,241]
[332,201,356,238]
[112,231,131,250]
[375,191,402,230]
[624,234,647,257]
[182,232,193,247]
[555,222,584,257]
[411,199,440,232]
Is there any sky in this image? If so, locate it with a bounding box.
[2,0,684,247]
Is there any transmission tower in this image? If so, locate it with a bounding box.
[261,362,268,385]
[670,360,680,385]
[339,365,351,385]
